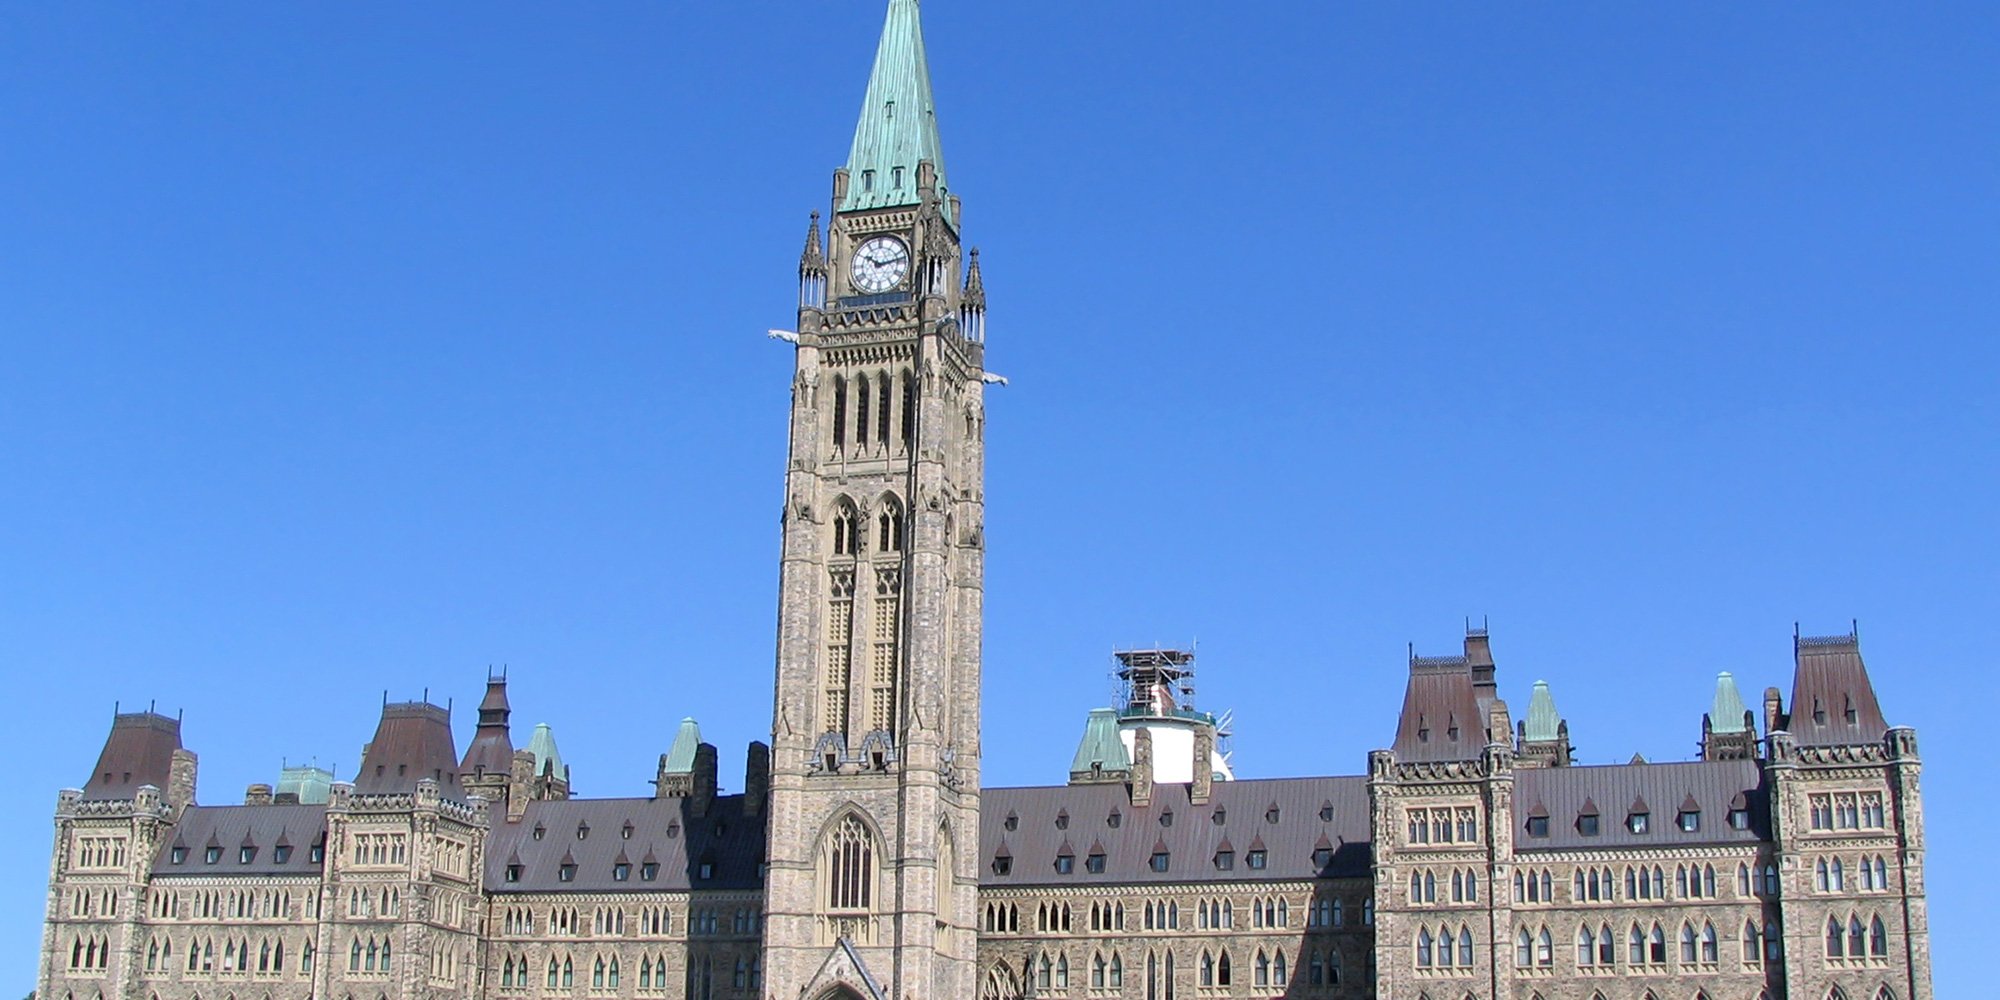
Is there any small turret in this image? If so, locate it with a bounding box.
[523,722,571,800]
[1516,680,1573,768]
[959,248,986,343]
[656,718,703,799]
[799,212,827,310]
[1701,671,1759,761]
[1068,709,1131,785]
[461,672,517,805]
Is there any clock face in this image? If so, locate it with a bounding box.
[851,236,910,293]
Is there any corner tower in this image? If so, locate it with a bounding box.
[762,2,987,998]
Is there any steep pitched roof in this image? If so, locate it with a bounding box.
[663,718,703,775]
[354,702,461,797]
[1788,632,1888,747]
[1514,760,1766,851]
[1392,655,1486,762]
[460,677,515,776]
[1709,671,1751,734]
[842,0,951,219]
[979,778,1372,888]
[1070,708,1131,776]
[82,711,182,801]
[152,805,328,877]
[526,723,566,778]
[485,795,763,893]
[1523,680,1563,742]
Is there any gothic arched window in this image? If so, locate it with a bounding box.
[822,814,876,911]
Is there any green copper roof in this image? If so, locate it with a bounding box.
[276,764,332,805]
[663,717,702,774]
[1070,708,1131,775]
[1710,672,1751,733]
[526,722,565,778]
[1523,680,1563,742]
[843,0,950,218]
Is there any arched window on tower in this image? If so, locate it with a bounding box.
[822,814,876,912]
[832,376,848,450]
[877,498,903,553]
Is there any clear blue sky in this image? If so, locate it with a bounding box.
[2,1,1994,991]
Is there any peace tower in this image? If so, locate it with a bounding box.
[756,1,988,997]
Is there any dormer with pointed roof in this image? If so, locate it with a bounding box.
[1701,671,1759,761]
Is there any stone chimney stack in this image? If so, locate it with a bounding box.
[1190,726,1214,806]
[1763,687,1786,739]
[507,749,536,823]
[167,748,198,815]
[244,784,273,806]
[1130,728,1154,808]
[744,742,770,818]
[690,743,719,819]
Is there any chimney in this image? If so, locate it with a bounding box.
[1190,726,1214,806]
[690,743,719,819]
[1130,728,1154,808]
[167,748,198,815]
[507,749,535,823]
[1763,687,1786,739]
[744,742,770,818]
[244,784,273,806]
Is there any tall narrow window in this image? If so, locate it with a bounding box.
[832,376,848,450]
[824,815,875,911]
[869,568,901,733]
[856,378,871,448]
[876,372,892,446]
[824,570,855,736]
[899,371,916,448]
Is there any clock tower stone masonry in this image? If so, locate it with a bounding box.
[759,2,988,998]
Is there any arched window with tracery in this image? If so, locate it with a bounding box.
[822,814,876,912]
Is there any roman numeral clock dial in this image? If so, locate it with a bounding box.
[850,235,910,293]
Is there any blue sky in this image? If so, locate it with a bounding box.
[2,1,1994,991]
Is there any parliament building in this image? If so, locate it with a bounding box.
[36,4,1932,1000]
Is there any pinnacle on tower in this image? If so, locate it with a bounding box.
[1709,671,1751,734]
[843,0,950,218]
[963,246,985,306]
[800,211,826,273]
[1516,679,1573,768]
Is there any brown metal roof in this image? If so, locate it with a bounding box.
[1788,633,1889,747]
[979,777,1373,888]
[461,678,516,777]
[1513,759,1768,852]
[355,701,462,796]
[82,711,182,801]
[151,804,328,877]
[1392,656,1488,762]
[485,795,764,893]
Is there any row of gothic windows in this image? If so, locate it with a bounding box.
[828,370,917,455]
[829,500,904,557]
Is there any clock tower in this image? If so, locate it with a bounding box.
[759,2,988,998]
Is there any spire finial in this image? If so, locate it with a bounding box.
[962,246,985,306]
[800,211,825,271]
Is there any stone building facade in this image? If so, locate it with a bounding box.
[36,3,1930,1000]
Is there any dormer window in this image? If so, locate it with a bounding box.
[1844,696,1858,724]
[1813,699,1827,725]
[1055,854,1074,875]
[309,839,326,864]
[640,862,659,881]
[1447,724,1460,740]
[1159,809,1173,828]
[1213,850,1234,871]
[239,846,255,864]
[532,825,545,841]
[1211,807,1226,826]
[504,864,523,883]
[577,823,589,840]
[1729,807,1752,830]
[1085,852,1106,874]
[273,845,292,864]
[1526,816,1550,839]
[1313,846,1335,868]
[1247,850,1267,870]
[204,847,221,864]
[1055,810,1069,831]
[558,863,576,882]
[891,166,905,189]
[991,855,1012,876]
[1107,810,1121,829]
[667,820,681,840]
[613,863,631,882]
[170,847,187,865]
[1678,810,1701,833]
[621,823,634,840]
[1003,812,1018,832]
[1578,815,1601,837]
[861,169,876,192]
[1266,806,1281,824]
[1319,803,1335,822]
[697,861,714,880]
[1627,811,1651,834]
[1149,851,1170,873]
[1417,726,1430,743]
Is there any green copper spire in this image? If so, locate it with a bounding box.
[663,717,703,774]
[1523,680,1563,742]
[843,0,949,217]
[1709,672,1750,734]
[526,722,565,778]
